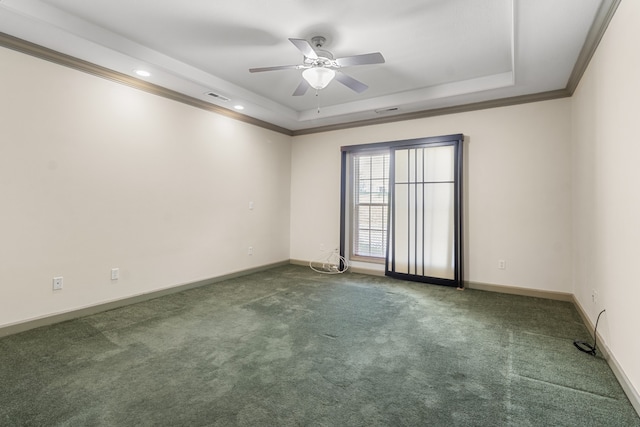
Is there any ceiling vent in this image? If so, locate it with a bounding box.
[206,92,231,102]
[374,107,399,114]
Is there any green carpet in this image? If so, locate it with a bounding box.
[1,265,638,426]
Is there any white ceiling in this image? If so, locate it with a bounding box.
[0,0,614,133]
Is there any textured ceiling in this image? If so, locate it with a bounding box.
[0,0,616,133]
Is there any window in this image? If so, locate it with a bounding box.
[340,134,464,288]
[352,152,389,259]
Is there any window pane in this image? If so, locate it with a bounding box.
[353,152,390,258]
[358,157,371,179]
[369,230,386,257]
[370,205,386,229]
[358,180,372,203]
[424,146,455,182]
[370,155,386,179]
[357,229,370,254]
[370,179,386,203]
[395,150,409,183]
[358,207,370,228]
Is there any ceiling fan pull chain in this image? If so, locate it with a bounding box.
[316,90,321,114]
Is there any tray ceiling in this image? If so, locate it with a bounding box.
[0,0,618,134]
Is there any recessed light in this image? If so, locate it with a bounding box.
[234,105,245,110]
[134,69,151,77]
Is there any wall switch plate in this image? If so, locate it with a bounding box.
[249,201,254,210]
[52,276,63,290]
[111,268,119,280]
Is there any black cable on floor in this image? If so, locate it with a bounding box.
[574,309,606,356]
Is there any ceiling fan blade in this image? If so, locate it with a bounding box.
[335,72,368,93]
[289,38,318,59]
[335,52,385,67]
[292,79,310,96]
[249,64,302,73]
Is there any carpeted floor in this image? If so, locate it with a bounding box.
[1,265,638,426]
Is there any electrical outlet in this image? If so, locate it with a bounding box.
[111,268,119,280]
[498,259,506,270]
[592,289,598,304]
[248,246,253,255]
[52,276,63,290]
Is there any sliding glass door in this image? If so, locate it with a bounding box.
[386,141,462,287]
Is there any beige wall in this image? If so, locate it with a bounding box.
[291,99,573,293]
[0,47,291,327]
[571,0,640,405]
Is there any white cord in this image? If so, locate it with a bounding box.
[309,248,349,274]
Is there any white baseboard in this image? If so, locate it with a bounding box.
[466,280,574,302]
[572,297,640,417]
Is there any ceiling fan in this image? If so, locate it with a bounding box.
[249,36,385,96]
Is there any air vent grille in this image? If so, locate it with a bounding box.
[374,107,399,114]
[206,92,231,102]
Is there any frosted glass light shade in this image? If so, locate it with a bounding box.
[302,67,336,90]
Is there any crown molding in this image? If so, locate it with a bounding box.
[566,0,622,94]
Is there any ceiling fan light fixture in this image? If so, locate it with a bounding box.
[302,67,335,90]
